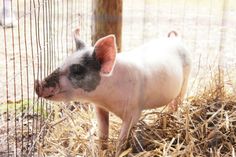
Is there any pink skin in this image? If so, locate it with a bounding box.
[35,29,191,156]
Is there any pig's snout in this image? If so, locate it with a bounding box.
[35,80,42,97]
[35,80,59,99]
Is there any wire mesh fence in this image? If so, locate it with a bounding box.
[0,0,91,156]
[0,0,236,156]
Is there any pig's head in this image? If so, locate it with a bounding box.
[35,28,117,101]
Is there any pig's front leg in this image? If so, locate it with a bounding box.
[115,112,141,157]
[95,106,109,150]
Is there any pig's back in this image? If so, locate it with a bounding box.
[122,38,188,64]
[118,38,190,109]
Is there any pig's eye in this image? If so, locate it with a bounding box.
[70,64,86,76]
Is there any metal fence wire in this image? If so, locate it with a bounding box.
[0,0,91,156]
[0,0,236,156]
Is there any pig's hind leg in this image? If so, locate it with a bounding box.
[169,65,191,111]
[95,106,109,150]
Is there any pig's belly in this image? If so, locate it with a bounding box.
[143,82,182,109]
[144,91,180,109]
[142,63,183,109]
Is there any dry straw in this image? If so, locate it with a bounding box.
[40,71,236,157]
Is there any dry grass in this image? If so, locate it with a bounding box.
[38,72,236,157]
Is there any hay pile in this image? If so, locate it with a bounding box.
[41,79,236,157]
[129,90,236,156]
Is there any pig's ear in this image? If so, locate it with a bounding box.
[74,28,86,50]
[94,35,117,76]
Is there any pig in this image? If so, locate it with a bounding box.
[35,28,191,156]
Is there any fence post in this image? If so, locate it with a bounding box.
[92,0,122,52]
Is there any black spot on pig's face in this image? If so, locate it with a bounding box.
[68,52,101,92]
[44,68,60,88]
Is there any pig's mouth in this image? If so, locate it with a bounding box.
[43,90,67,99]
[44,94,54,99]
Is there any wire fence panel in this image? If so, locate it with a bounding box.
[0,0,91,156]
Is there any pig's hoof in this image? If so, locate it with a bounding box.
[99,139,108,150]
[168,100,179,112]
[0,13,17,28]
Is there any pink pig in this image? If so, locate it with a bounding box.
[35,29,191,156]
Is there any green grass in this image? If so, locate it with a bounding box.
[0,100,29,114]
[0,99,51,118]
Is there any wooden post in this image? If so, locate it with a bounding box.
[92,0,122,52]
